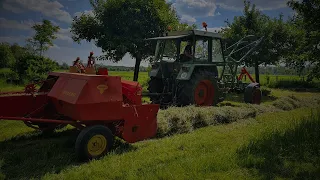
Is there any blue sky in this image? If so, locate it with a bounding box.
[0,0,295,67]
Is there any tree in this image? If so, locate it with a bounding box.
[10,43,30,62]
[60,62,70,69]
[0,42,15,68]
[222,0,291,83]
[27,19,60,57]
[71,0,193,81]
[13,54,59,83]
[286,0,320,80]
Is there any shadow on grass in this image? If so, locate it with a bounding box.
[236,110,320,180]
[0,128,137,180]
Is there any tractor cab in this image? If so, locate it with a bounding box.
[149,30,224,63]
[147,30,225,80]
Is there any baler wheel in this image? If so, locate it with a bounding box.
[75,125,114,161]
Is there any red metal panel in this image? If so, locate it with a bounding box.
[0,93,48,118]
[49,76,87,104]
[78,75,122,104]
[48,72,124,121]
[121,104,159,143]
[121,80,142,105]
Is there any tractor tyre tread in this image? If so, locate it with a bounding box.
[177,70,219,106]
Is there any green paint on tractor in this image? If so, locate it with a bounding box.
[145,29,264,108]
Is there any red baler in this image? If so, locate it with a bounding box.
[0,69,159,161]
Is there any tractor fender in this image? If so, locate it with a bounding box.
[244,83,261,104]
[176,64,218,81]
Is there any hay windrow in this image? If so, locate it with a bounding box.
[156,95,320,138]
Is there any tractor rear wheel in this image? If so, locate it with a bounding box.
[75,125,114,161]
[177,70,219,106]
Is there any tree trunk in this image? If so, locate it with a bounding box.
[254,59,260,83]
[39,43,43,57]
[133,56,141,82]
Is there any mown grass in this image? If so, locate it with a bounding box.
[0,93,319,179]
[0,107,315,180]
[156,94,320,138]
[1,69,320,179]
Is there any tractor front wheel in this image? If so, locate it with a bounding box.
[75,125,114,161]
[178,70,219,106]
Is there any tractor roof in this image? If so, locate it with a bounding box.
[146,29,222,41]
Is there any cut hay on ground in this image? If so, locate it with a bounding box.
[156,95,320,137]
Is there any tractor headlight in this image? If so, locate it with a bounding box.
[181,72,188,79]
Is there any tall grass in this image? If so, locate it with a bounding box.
[237,109,320,179]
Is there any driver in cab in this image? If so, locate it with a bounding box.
[181,40,193,61]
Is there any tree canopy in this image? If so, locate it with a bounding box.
[71,0,195,81]
[27,19,60,57]
[222,1,292,82]
[286,0,320,80]
[0,43,15,68]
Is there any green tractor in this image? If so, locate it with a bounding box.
[145,29,264,108]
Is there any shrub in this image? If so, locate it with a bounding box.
[13,54,59,84]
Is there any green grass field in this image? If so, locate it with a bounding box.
[1,69,320,179]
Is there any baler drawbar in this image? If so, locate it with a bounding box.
[0,68,159,161]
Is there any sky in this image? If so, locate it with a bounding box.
[0,0,296,67]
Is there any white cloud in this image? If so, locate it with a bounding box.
[180,15,197,24]
[0,18,73,43]
[2,2,24,13]
[52,44,60,49]
[74,10,94,18]
[56,28,73,42]
[2,0,72,23]
[216,0,291,11]
[0,18,36,31]
[0,36,28,44]
[173,0,217,18]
